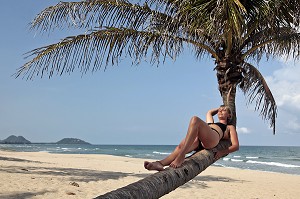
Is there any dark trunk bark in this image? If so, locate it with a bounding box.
[215,58,244,126]
[94,140,231,199]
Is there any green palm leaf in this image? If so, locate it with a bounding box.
[16,27,186,79]
[16,0,300,134]
[242,28,300,61]
[30,0,157,32]
[240,62,277,134]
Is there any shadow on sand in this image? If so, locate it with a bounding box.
[0,190,53,199]
[0,156,245,190]
[0,164,137,182]
[0,156,41,163]
[180,174,246,189]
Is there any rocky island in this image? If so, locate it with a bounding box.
[0,136,91,145]
[56,138,91,145]
[0,135,31,144]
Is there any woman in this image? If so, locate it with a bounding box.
[144,105,239,171]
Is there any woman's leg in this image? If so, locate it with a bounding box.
[169,116,203,167]
[144,137,199,171]
[145,116,213,171]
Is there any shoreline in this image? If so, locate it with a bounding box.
[3,149,300,176]
[0,145,300,176]
[1,150,300,199]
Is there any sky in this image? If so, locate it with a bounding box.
[0,1,299,146]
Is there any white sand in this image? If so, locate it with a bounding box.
[1,151,299,199]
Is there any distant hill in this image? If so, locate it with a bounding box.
[0,135,91,145]
[0,135,31,144]
[56,138,91,145]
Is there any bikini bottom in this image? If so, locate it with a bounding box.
[196,128,222,151]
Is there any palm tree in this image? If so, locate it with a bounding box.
[93,140,231,199]
[16,0,299,197]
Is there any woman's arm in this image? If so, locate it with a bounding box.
[214,125,239,159]
[206,108,219,123]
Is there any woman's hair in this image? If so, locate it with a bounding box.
[220,105,232,123]
[220,105,232,115]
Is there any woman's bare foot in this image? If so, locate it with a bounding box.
[144,161,164,171]
[170,154,185,168]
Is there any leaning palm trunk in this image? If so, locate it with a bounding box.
[94,140,231,199]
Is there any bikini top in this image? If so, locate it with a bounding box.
[208,122,227,133]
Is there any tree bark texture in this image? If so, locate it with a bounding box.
[215,58,244,126]
[94,140,231,199]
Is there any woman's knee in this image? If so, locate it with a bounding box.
[190,116,201,127]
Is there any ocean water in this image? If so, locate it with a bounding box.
[1,144,299,175]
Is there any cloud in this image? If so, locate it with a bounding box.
[237,127,251,134]
[265,60,300,132]
[286,117,300,131]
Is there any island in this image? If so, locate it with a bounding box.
[0,135,91,145]
[55,138,91,145]
[0,135,31,144]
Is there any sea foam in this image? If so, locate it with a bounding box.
[247,160,300,168]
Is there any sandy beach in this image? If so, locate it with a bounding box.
[0,150,299,199]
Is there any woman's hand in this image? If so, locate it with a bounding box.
[206,107,219,123]
[208,108,219,116]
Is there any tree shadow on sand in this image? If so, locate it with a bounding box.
[0,190,52,199]
[0,157,245,190]
[0,165,244,186]
[0,165,144,182]
[178,174,246,189]
[0,156,41,163]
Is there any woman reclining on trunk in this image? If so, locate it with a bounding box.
[144,105,239,171]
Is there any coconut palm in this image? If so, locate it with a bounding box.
[16,0,300,132]
[16,0,299,197]
[93,140,231,199]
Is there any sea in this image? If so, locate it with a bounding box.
[1,144,299,175]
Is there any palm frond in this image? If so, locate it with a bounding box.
[242,29,300,61]
[240,62,277,134]
[15,27,186,79]
[30,0,195,43]
[145,0,179,13]
[226,0,247,38]
[265,0,300,28]
[30,0,162,33]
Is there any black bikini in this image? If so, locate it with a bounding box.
[208,122,227,139]
[196,122,227,151]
